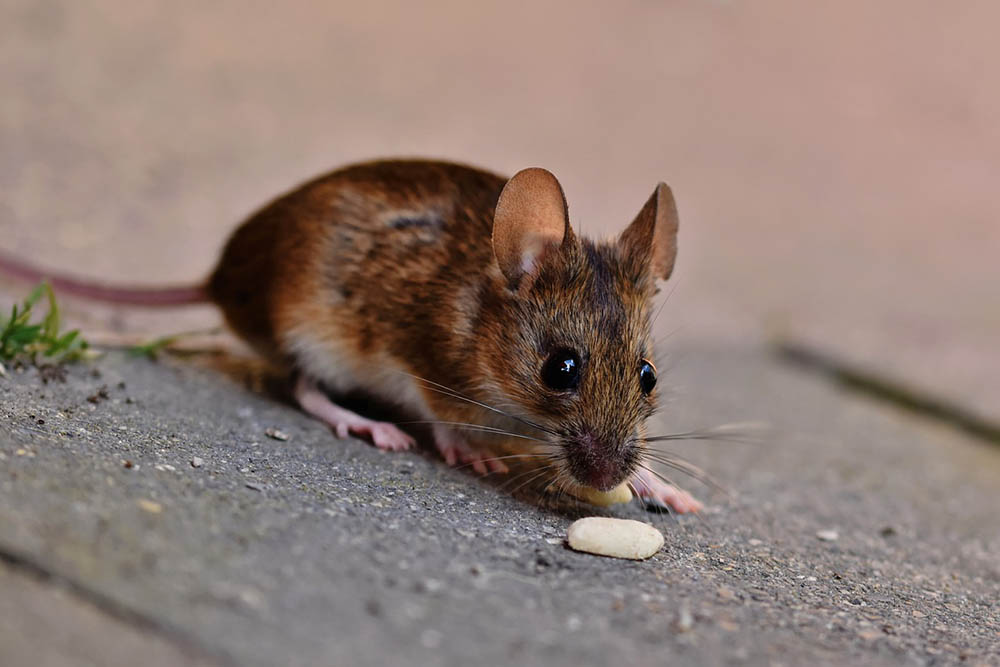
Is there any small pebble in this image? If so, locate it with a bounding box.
[420,629,442,649]
[137,499,162,514]
[676,606,694,632]
[245,482,264,492]
[265,428,289,441]
[566,517,664,560]
[816,529,839,542]
[717,586,736,601]
[191,457,204,468]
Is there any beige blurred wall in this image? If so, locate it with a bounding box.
[2,1,998,418]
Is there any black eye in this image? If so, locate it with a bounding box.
[639,360,657,395]
[541,349,581,391]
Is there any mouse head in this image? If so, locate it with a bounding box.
[485,168,678,491]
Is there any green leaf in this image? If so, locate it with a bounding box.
[42,283,61,340]
[0,282,90,365]
[23,283,46,309]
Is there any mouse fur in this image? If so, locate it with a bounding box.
[208,159,698,511]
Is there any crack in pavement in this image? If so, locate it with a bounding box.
[0,539,236,667]
[774,341,1000,446]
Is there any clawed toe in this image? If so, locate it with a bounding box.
[438,444,508,474]
[631,469,702,514]
[369,423,415,451]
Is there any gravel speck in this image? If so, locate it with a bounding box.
[676,606,695,632]
[137,499,162,514]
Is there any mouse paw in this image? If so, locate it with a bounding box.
[294,376,414,451]
[335,417,415,452]
[630,469,702,514]
[432,424,509,475]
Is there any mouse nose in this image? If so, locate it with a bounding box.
[567,432,628,491]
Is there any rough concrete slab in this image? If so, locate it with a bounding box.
[1,349,997,666]
[0,560,223,667]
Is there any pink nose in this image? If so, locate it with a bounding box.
[580,463,623,491]
[571,433,625,491]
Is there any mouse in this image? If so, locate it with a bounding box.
[0,159,702,513]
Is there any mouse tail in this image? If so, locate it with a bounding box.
[0,248,210,307]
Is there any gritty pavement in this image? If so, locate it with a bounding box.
[1,348,997,666]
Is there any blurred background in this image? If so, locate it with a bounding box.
[2,0,998,425]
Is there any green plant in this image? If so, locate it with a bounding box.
[128,332,183,359]
[0,282,90,364]
[127,327,223,359]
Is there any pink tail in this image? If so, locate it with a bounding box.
[0,249,208,307]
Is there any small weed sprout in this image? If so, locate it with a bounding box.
[0,282,90,367]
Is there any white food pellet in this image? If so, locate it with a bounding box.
[566,517,664,560]
[564,481,632,506]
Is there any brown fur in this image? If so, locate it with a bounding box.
[208,159,677,491]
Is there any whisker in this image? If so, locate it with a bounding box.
[641,451,728,494]
[506,466,557,497]
[625,477,648,512]
[635,462,684,498]
[547,468,579,509]
[497,462,555,491]
[651,280,679,329]
[644,421,770,445]
[635,463,701,523]
[394,420,547,442]
[399,372,557,436]
[450,452,554,474]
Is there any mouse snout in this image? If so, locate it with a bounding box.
[565,431,630,491]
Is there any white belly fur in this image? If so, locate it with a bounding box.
[282,324,434,420]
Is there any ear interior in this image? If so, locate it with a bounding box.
[619,182,679,281]
[492,168,570,288]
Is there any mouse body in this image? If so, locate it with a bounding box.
[0,158,700,512]
[206,159,699,512]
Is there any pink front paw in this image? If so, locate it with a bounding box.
[432,425,509,474]
[631,469,703,513]
[335,419,415,452]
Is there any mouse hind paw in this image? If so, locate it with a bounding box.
[294,376,415,451]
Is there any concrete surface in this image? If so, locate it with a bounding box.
[1,350,998,666]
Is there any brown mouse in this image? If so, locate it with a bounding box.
[0,159,701,513]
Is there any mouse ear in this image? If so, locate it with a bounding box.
[492,168,570,289]
[618,182,679,281]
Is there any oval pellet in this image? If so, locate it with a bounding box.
[566,517,664,560]
[564,481,633,506]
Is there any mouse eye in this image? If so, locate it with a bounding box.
[541,349,581,391]
[639,360,657,395]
